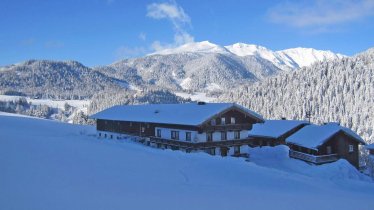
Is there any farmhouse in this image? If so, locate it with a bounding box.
[90,103,366,169]
[286,123,366,168]
[248,120,309,147]
[90,102,264,156]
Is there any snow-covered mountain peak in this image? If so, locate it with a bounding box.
[149,40,344,70]
[151,41,230,55]
[225,43,286,68]
[277,48,346,67]
[225,43,272,57]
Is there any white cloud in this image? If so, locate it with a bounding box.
[147,1,194,51]
[147,2,190,25]
[268,0,374,28]
[174,32,194,46]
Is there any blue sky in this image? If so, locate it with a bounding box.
[1,0,374,66]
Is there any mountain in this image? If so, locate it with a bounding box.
[225,43,345,70]
[219,47,374,144]
[98,52,280,92]
[0,41,347,98]
[149,41,231,55]
[0,60,124,99]
[278,47,345,68]
[99,41,344,92]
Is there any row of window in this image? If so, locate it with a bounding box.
[211,117,236,125]
[206,131,240,141]
[205,146,241,156]
[326,145,354,154]
[156,129,241,142]
[156,129,192,141]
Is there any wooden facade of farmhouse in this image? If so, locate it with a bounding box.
[92,103,264,156]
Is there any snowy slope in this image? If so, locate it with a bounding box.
[149,41,344,70]
[225,43,297,69]
[278,47,345,68]
[225,43,345,69]
[219,47,374,143]
[1,112,373,210]
[150,41,230,55]
[0,95,90,113]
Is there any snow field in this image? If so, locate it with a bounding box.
[0,112,373,210]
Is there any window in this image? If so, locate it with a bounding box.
[221,117,226,125]
[206,148,215,155]
[326,146,332,154]
[206,132,213,142]
[231,117,236,124]
[186,132,191,142]
[221,131,227,141]
[171,131,179,140]
[234,131,240,139]
[211,119,216,126]
[234,146,240,154]
[156,129,161,138]
[349,145,354,153]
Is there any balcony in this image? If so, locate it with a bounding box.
[202,124,252,132]
[149,137,254,149]
[289,150,339,164]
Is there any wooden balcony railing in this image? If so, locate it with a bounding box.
[201,124,252,132]
[149,137,255,149]
[289,150,339,164]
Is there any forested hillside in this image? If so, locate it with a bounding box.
[220,48,374,143]
[88,89,190,116]
[0,60,123,99]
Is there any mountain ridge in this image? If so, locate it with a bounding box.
[149,41,345,70]
[0,42,358,99]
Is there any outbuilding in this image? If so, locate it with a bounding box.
[286,123,366,168]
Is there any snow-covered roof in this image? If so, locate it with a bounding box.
[248,120,309,138]
[366,144,374,150]
[90,103,264,126]
[286,123,366,150]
